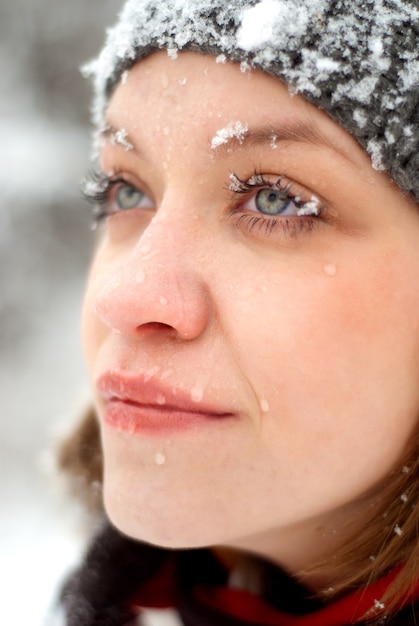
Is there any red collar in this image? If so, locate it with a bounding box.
[131,558,419,626]
[193,567,411,626]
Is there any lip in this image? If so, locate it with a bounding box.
[96,371,235,434]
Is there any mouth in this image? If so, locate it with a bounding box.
[96,371,235,434]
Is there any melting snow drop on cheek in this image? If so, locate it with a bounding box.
[323,264,337,276]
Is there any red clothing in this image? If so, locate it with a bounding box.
[60,521,419,626]
[131,548,419,626]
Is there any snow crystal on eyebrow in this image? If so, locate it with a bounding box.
[109,128,134,151]
[215,54,227,64]
[211,121,249,149]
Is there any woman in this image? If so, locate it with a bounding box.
[58,0,419,624]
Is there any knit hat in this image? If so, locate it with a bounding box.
[84,0,419,202]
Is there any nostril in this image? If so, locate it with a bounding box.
[135,321,176,335]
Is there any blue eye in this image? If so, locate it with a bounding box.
[115,183,146,210]
[254,188,293,215]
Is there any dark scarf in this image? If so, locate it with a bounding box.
[60,521,419,626]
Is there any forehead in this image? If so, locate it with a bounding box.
[104,50,369,171]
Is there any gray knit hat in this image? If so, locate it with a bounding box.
[84,0,419,202]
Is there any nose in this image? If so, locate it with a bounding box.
[94,218,211,341]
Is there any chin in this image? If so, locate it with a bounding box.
[103,487,227,550]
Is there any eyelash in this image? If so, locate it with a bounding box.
[82,169,125,226]
[81,168,325,239]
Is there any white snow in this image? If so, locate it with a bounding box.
[297,196,320,216]
[211,121,249,149]
[353,109,367,129]
[109,127,134,151]
[367,139,385,171]
[237,0,312,52]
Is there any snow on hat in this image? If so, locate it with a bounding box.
[84,0,419,202]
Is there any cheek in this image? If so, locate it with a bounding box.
[230,251,419,445]
[81,257,108,372]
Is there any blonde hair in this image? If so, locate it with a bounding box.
[58,407,418,610]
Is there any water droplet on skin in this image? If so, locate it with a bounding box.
[140,241,152,255]
[159,296,168,306]
[156,393,166,405]
[151,214,162,226]
[144,366,161,382]
[135,268,146,284]
[191,386,204,403]
[323,264,337,276]
[260,398,269,413]
[141,250,161,262]
[155,452,166,466]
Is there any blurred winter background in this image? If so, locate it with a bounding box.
[0,1,122,623]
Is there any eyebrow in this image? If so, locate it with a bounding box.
[102,119,353,165]
[210,120,342,158]
[101,124,138,153]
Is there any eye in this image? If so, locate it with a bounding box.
[230,172,321,219]
[111,181,153,212]
[250,187,296,216]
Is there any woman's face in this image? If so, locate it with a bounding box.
[82,51,419,575]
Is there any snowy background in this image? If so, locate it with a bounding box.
[0,1,122,623]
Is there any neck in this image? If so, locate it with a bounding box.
[218,497,377,594]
